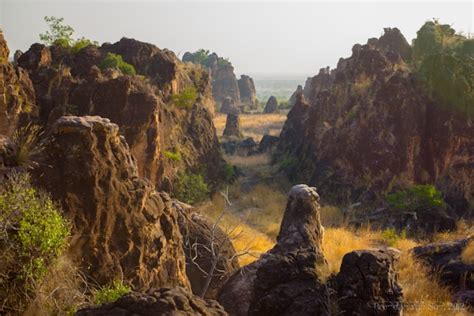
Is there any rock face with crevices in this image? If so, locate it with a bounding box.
[75,287,228,316]
[17,37,224,193]
[238,74,257,108]
[335,248,403,315]
[0,31,36,136]
[34,116,189,290]
[277,27,474,216]
[263,96,278,113]
[219,184,328,316]
[223,113,241,137]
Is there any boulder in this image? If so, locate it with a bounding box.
[263,96,278,113]
[453,290,474,308]
[33,116,190,290]
[258,135,279,153]
[288,84,303,107]
[238,74,257,108]
[220,137,258,156]
[178,208,239,299]
[412,237,474,291]
[223,113,240,137]
[335,248,403,315]
[219,185,328,316]
[75,287,227,316]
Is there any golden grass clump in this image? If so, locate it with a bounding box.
[214,113,287,141]
[461,240,474,264]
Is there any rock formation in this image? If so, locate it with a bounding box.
[0,30,36,136]
[223,113,241,137]
[183,51,240,110]
[220,96,240,115]
[178,207,239,299]
[263,96,278,113]
[219,185,328,316]
[412,237,474,291]
[33,116,189,290]
[76,287,227,316]
[17,37,224,192]
[221,137,258,156]
[277,27,474,216]
[288,84,303,107]
[258,135,279,153]
[238,74,257,108]
[335,248,403,315]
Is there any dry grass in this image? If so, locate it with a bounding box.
[224,153,270,169]
[214,113,286,141]
[461,240,474,264]
[434,219,474,242]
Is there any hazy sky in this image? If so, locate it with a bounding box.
[1,1,472,76]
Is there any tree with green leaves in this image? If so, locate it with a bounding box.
[39,16,75,47]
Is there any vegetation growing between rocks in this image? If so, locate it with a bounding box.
[93,280,131,305]
[174,171,210,204]
[171,87,198,108]
[100,52,136,75]
[184,49,231,68]
[164,149,182,162]
[0,173,70,312]
[385,184,446,212]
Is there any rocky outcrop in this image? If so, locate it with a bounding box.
[258,135,279,153]
[0,31,36,136]
[178,208,239,299]
[263,96,278,113]
[33,116,189,290]
[288,84,303,107]
[219,185,328,316]
[277,27,474,216]
[220,96,240,115]
[17,38,224,193]
[221,137,258,156]
[76,287,227,316]
[238,75,257,108]
[183,51,240,110]
[223,113,240,137]
[412,237,474,291]
[335,248,403,315]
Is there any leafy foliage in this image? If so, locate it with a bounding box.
[163,150,182,162]
[413,20,474,117]
[381,228,406,247]
[71,37,99,54]
[39,16,74,47]
[93,280,131,305]
[99,52,136,75]
[171,87,198,108]
[385,184,446,212]
[183,49,232,68]
[0,173,70,311]
[174,171,210,204]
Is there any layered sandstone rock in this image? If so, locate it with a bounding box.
[263,96,278,113]
[335,248,403,315]
[17,38,224,192]
[277,27,474,216]
[76,287,227,316]
[0,31,36,136]
[34,116,189,290]
[238,74,257,108]
[219,185,328,316]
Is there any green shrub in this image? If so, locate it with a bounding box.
[174,171,210,204]
[100,52,136,75]
[164,150,182,162]
[93,280,131,305]
[40,16,74,47]
[385,184,445,212]
[0,173,70,311]
[71,37,98,54]
[171,87,198,108]
[381,228,406,247]
[223,163,235,183]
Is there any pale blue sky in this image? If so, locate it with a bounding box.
[1,1,472,76]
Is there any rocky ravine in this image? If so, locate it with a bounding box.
[278,27,474,217]
[16,37,225,192]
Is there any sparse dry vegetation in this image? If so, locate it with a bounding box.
[214,113,286,141]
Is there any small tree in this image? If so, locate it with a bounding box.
[39,16,75,47]
[99,53,136,75]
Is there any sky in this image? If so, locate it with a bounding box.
[0,0,473,77]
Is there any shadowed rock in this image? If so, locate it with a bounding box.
[335,248,403,315]
[238,74,257,108]
[258,134,279,153]
[220,96,240,115]
[76,287,227,316]
[223,113,241,137]
[263,96,278,113]
[34,116,190,290]
[288,84,303,107]
[219,184,328,316]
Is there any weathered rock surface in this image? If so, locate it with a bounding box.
[221,137,258,156]
[219,184,328,316]
[412,237,474,291]
[258,134,279,153]
[34,116,189,290]
[220,96,240,115]
[335,248,403,315]
[263,95,278,113]
[76,287,227,316]
[0,31,36,136]
[183,51,240,110]
[223,113,241,137]
[178,207,239,299]
[277,27,474,216]
[17,37,224,192]
[288,84,303,107]
[238,74,257,108]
